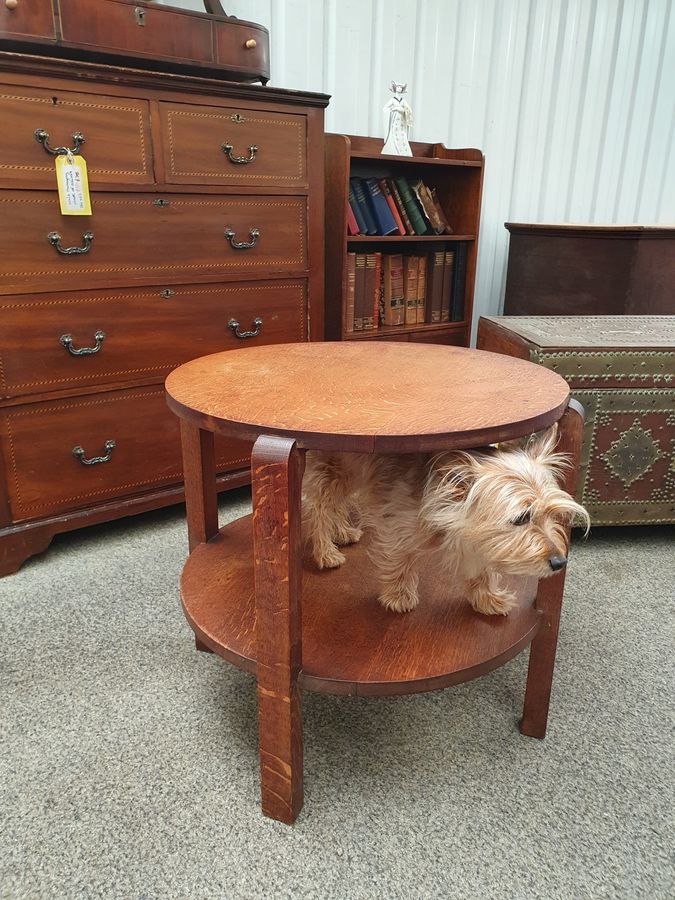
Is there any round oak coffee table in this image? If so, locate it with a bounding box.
[165,341,581,824]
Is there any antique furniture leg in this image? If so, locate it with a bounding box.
[520,399,585,739]
[180,420,219,553]
[251,434,305,824]
[180,421,219,653]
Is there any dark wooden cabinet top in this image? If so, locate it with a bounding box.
[505,223,675,239]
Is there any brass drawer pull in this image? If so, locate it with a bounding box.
[34,128,85,156]
[224,226,259,250]
[228,316,263,339]
[221,142,258,164]
[72,439,116,466]
[60,330,105,356]
[159,289,176,298]
[48,231,94,255]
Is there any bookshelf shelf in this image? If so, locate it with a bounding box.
[347,234,476,243]
[344,321,468,340]
[324,133,485,346]
[350,151,483,168]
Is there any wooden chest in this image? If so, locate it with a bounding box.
[477,316,675,525]
[0,0,270,84]
[0,51,328,575]
[502,224,675,316]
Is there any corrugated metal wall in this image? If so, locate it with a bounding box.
[178,0,675,332]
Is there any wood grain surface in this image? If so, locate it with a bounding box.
[165,342,570,453]
[180,514,541,697]
[251,435,304,822]
[520,400,584,738]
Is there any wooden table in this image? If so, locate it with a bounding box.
[165,341,581,824]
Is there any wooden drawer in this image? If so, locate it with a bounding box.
[213,19,270,82]
[1,387,251,521]
[0,85,153,188]
[0,280,307,399]
[160,101,306,187]
[0,1,56,40]
[0,191,307,292]
[58,0,213,65]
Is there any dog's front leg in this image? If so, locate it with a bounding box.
[302,453,358,570]
[375,550,420,613]
[466,571,517,616]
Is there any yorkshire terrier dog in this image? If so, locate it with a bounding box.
[302,427,590,615]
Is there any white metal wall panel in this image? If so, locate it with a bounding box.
[175,0,675,331]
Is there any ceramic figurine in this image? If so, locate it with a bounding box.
[382,81,413,156]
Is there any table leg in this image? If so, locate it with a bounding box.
[251,434,305,824]
[180,420,219,553]
[520,399,585,739]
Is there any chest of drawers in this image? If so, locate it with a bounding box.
[0,52,328,575]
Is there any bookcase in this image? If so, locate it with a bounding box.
[324,133,484,345]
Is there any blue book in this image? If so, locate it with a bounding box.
[350,177,378,235]
[348,183,368,235]
[364,178,398,235]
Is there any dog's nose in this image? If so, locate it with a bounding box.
[549,555,567,571]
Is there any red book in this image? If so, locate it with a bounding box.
[378,179,406,235]
[346,204,359,236]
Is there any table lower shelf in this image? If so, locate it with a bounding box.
[180,515,542,697]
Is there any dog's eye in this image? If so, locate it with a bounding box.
[511,510,531,526]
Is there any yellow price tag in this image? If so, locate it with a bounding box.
[55,153,92,216]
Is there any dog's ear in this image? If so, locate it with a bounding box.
[527,424,559,460]
[433,451,482,501]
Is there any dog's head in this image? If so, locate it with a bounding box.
[425,426,590,578]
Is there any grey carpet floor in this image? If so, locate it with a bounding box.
[1,488,673,900]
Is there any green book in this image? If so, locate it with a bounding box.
[394,177,429,235]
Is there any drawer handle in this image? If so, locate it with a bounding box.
[60,330,105,356]
[72,439,116,466]
[34,128,85,157]
[48,231,94,255]
[228,317,263,339]
[221,142,258,164]
[224,226,259,250]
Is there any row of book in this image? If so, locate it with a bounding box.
[345,245,467,332]
[347,175,452,237]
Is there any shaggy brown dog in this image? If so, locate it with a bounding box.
[302,427,589,613]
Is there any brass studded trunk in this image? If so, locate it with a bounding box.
[477,316,675,526]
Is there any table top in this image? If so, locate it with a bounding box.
[481,315,675,349]
[165,342,570,453]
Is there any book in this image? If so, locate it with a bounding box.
[372,251,382,328]
[382,253,405,326]
[426,250,445,323]
[387,178,415,235]
[412,180,445,235]
[440,248,455,322]
[416,255,427,323]
[376,254,385,326]
[346,203,359,236]
[403,255,419,325]
[378,179,406,235]
[350,177,378,235]
[354,252,366,330]
[348,183,368,235]
[430,187,453,234]
[450,242,467,322]
[364,252,378,328]
[364,178,398,235]
[394,176,429,235]
[344,252,356,332]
